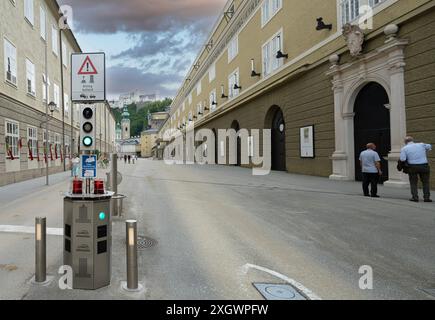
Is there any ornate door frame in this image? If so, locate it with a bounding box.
[327,25,409,187]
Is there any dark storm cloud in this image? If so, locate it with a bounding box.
[59,0,226,34]
[107,65,183,97]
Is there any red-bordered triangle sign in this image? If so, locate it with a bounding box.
[78,56,98,75]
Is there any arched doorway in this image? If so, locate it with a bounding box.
[265,106,286,171]
[212,128,218,165]
[354,82,390,182]
[230,121,241,166]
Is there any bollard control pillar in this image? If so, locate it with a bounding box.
[63,192,114,290]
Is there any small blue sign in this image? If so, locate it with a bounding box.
[81,155,97,178]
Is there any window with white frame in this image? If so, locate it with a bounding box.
[228,69,240,98]
[40,6,46,40]
[26,59,36,96]
[52,25,58,55]
[188,93,192,105]
[228,35,238,62]
[262,31,283,77]
[42,74,50,102]
[24,0,34,25]
[197,81,202,96]
[198,102,204,115]
[209,90,217,111]
[209,63,216,82]
[64,93,69,117]
[5,120,19,158]
[55,133,60,159]
[4,39,17,85]
[54,83,60,108]
[341,0,387,25]
[27,126,37,157]
[261,0,282,27]
[62,41,68,67]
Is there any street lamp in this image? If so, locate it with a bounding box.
[41,101,57,186]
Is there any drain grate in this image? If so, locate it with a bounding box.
[137,236,157,249]
[124,236,157,250]
[253,283,307,301]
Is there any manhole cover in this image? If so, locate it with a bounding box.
[253,283,307,301]
[125,236,157,250]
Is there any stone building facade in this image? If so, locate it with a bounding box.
[0,0,116,186]
[159,0,435,188]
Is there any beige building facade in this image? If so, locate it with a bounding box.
[0,0,116,186]
[160,0,435,188]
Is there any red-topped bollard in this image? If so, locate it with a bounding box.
[72,179,83,195]
[94,179,105,195]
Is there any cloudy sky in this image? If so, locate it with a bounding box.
[59,0,226,100]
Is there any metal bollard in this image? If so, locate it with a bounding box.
[126,220,138,290]
[35,217,47,283]
[111,154,118,195]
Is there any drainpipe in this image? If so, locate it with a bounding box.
[59,29,66,172]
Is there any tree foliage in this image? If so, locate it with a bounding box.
[113,98,172,137]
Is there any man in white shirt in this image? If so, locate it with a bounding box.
[400,136,432,202]
[359,143,383,198]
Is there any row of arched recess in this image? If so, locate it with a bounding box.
[210,81,391,181]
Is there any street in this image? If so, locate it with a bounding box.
[0,159,434,300]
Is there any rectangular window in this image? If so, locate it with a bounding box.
[209,90,217,112]
[5,120,20,159]
[261,0,282,27]
[4,39,17,85]
[196,81,202,96]
[188,93,192,105]
[26,59,36,96]
[228,35,238,63]
[52,25,58,55]
[54,83,60,108]
[40,6,46,40]
[62,41,68,67]
[28,126,38,157]
[228,69,240,98]
[209,63,216,82]
[24,0,34,26]
[64,93,69,117]
[341,0,386,24]
[262,31,283,77]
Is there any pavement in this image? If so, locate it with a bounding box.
[0,159,434,300]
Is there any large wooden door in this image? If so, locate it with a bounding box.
[354,82,390,182]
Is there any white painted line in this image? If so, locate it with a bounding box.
[241,263,321,300]
[0,225,63,236]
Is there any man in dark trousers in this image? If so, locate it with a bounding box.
[400,136,432,202]
[359,143,382,198]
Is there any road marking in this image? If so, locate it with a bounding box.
[0,225,63,236]
[241,263,321,300]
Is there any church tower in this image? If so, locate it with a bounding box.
[121,106,130,140]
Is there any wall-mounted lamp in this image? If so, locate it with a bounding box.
[251,59,261,77]
[221,85,228,99]
[193,115,198,120]
[234,83,242,90]
[212,101,217,106]
[316,17,332,31]
[276,35,288,59]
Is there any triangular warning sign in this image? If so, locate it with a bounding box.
[78,56,98,75]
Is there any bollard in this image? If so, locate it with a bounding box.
[35,217,46,283]
[126,220,138,290]
[111,154,118,195]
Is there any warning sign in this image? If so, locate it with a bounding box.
[72,53,105,102]
[78,56,98,75]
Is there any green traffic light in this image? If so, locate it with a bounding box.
[83,136,93,147]
[99,212,106,220]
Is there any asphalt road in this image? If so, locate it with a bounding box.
[1,159,434,300]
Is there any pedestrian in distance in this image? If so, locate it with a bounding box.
[124,154,127,164]
[71,154,80,178]
[399,136,432,203]
[128,155,131,164]
[359,143,383,198]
